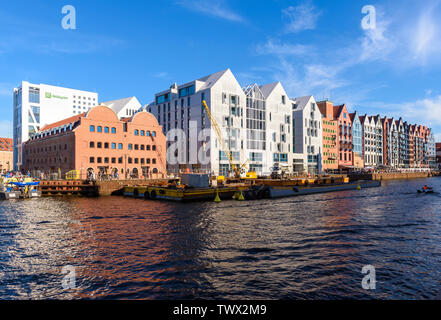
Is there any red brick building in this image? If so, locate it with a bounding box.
[23,105,167,179]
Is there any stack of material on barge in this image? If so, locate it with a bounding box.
[123,174,381,202]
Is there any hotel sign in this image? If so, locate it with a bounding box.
[45,92,68,100]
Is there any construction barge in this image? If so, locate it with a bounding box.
[123,175,381,202]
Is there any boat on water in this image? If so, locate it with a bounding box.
[417,186,434,194]
[0,177,41,200]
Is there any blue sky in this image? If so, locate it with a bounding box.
[1,0,441,139]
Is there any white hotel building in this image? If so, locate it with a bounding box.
[146,69,320,176]
[13,81,99,170]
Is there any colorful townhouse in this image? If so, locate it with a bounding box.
[349,112,364,168]
[317,101,338,172]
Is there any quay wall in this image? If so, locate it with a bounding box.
[96,179,170,196]
[349,172,433,181]
[372,172,431,180]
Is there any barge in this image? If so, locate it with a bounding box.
[123,178,381,202]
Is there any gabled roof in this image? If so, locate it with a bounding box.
[101,97,140,115]
[292,96,314,111]
[197,69,230,90]
[259,82,280,98]
[359,115,366,124]
[0,137,13,152]
[349,112,358,122]
[333,104,345,118]
[41,113,86,131]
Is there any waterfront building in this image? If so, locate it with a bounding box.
[372,115,384,166]
[317,101,338,172]
[387,118,399,167]
[396,118,410,168]
[349,112,364,169]
[360,115,377,167]
[260,82,293,174]
[101,97,143,119]
[381,117,390,167]
[146,69,247,176]
[425,129,436,169]
[13,81,99,170]
[436,143,441,169]
[22,105,166,179]
[334,104,352,169]
[409,125,417,168]
[0,138,13,173]
[146,69,296,176]
[292,96,323,174]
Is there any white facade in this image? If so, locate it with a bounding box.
[292,96,323,174]
[146,70,300,176]
[259,82,293,174]
[146,69,247,176]
[101,96,142,119]
[13,81,98,169]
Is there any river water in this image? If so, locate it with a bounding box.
[1,178,441,300]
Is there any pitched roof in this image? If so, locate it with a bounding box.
[0,137,13,152]
[259,82,280,98]
[197,69,230,90]
[293,96,313,111]
[41,113,85,131]
[349,112,357,122]
[333,104,345,118]
[101,97,140,114]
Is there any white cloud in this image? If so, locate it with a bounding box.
[256,40,312,56]
[282,1,322,33]
[176,0,244,23]
[0,120,12,138]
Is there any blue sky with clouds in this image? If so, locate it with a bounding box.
[1,0,441,139]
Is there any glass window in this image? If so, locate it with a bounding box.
[90,157,95,163]
[104,127,109,133]
[29,87,40,103]
[118,143,123,150]
[140,130,145,136]
[135,129,139,136]
[90,142,95,148]
[128,144,133,150]
[104,143,109,149]
[152,131,156,137]
[111,127,116,134]
[90,125,95,132]
[97,126,102,133]
[146,131,150,137]
[111,143,116,149]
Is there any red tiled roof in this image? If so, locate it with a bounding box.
[41,113,86,131]
[0,137,13,152]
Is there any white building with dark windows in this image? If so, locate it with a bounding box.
[146,69,299,176]
[13,81,98,170]
[292,96,323,174]
[146,69,247,176]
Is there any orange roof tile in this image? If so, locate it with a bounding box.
[0,137,13,152]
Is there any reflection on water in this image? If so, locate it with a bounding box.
[1,178,441,299]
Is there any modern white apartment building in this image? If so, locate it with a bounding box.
[146,69,247,176]
[259,82,293,174]
[146,69,300,176]
[13,81,98,169]
[101,96,142,119]
[372,115,384,165]
[292,96,323,174]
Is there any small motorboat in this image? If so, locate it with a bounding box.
[417,187,434,194]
